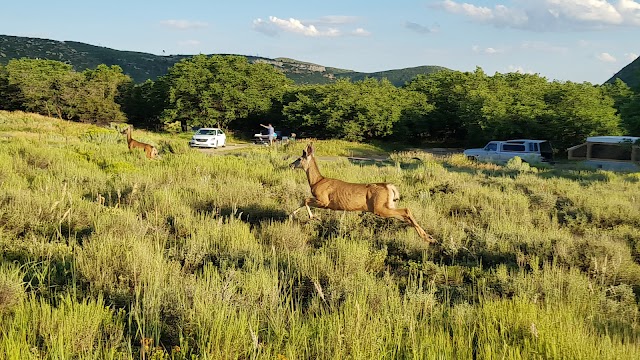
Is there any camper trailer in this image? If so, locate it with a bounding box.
[567,136,640,171]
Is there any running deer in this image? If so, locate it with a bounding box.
[121,126,158,159]
[290,143,434,242]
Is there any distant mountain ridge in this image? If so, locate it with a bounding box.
[0,34,448,86]
[606,56,640,90]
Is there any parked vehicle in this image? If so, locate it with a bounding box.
[189,128,226,148]
[567,136,640,171]
[463,139,554,163]
[253,129,282,145]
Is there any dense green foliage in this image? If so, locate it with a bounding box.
[621,94,640,136]
[405,68,624,150]
[118,79,169,130]
[161,55,292,129]
[281,78,433,141]
[1,112,640,359]
[1,59,130,124]
[0,54,638,150]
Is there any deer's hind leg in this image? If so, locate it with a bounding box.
[376,207,434,243]
[403,208,434,243]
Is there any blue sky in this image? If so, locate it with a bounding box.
[1,0,638,84]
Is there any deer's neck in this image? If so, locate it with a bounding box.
[126,129,132,143]
[306,157,324,187]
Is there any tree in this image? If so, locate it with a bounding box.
[601,79,637,135]
[3,59,129,123]
[5,59,77,118]
[542,81,622,151]
[118,78,168,129]
[0,64,24,111]
[390,89,434,143]
[162,55,292,129]
[405,69,477,144]
[72,64,131,124]
[620,94,640,135]
[601,79,634,112]
[464,72,550,145]
[282,78,424,141]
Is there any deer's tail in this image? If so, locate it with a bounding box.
[386,184,400,209]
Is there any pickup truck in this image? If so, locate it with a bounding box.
[463,139,554,163]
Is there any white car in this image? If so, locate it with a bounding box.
[464,139,554,163]
[189,128,226,149]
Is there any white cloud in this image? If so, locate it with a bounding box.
[253,16,339,37]
[436,0,528,28]
[472,45,503,54]
[253,16,369,37]
[597,52,617,62]
[625,52,639,61]
[506,65,536,74]
[433,0,640,31]
[617,0,640,25]
[252,18,279,36]
[160,19,209,30]
[545,0,622,24]
[352,28,371,36]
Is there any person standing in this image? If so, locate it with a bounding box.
[260,123,276,146]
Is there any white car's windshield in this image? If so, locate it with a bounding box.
[196,129,216,135]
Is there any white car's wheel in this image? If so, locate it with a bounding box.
[222,140,226,147]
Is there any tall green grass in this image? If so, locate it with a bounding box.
[1,110,639,359]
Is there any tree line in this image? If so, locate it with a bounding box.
[1,55,639,152]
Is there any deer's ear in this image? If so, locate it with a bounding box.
[307,143,314,155]
[302,150,307,157]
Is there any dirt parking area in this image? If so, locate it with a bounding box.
[194,143,463,160]
[193,143,252,155]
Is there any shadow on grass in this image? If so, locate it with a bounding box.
[192,201,290,226]
[442,159,623,186]
[346,157,427,172]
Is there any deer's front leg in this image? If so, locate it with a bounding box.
[291,206,306,217]
[304,197,331,219]
[291,197,324,220]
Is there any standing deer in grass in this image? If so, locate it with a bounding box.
[290,143,434,242]
[121,126,158,159]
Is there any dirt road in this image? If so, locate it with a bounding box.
[194,143,462,162]
[193,143,252,155]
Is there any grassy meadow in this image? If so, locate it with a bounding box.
[1,110,640,359]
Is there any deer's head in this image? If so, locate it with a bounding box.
[290,143,314,170]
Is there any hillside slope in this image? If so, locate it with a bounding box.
[2,110,640,359]
[606,55,640,89]
[0,34,447,85]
